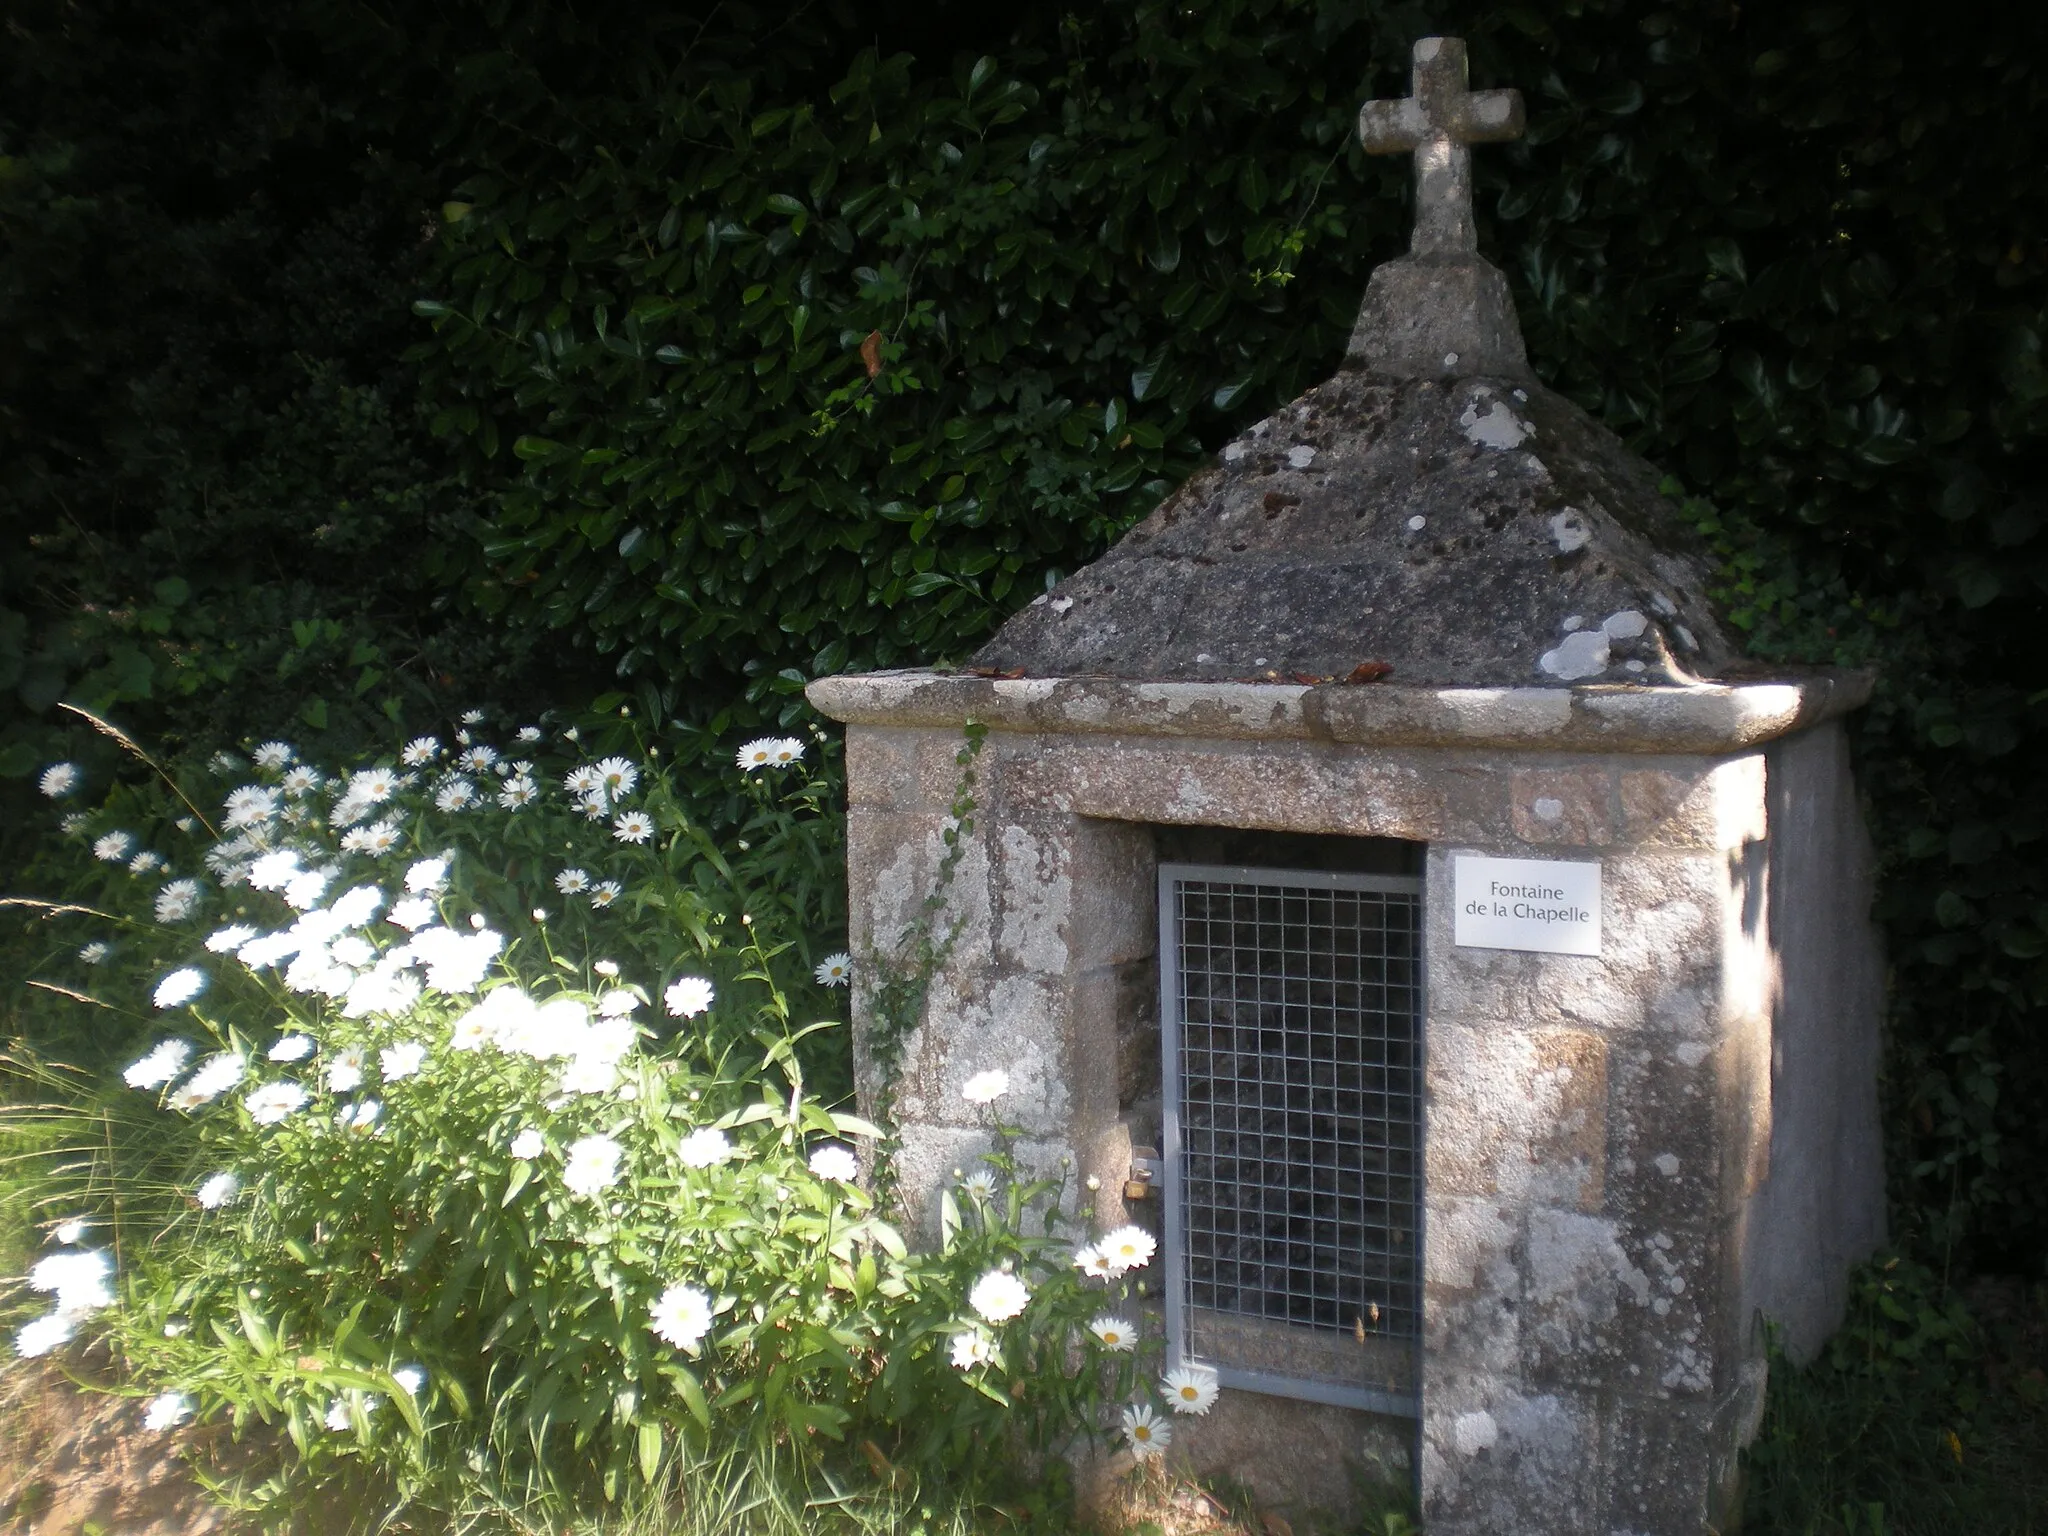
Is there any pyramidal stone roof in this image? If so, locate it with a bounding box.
[971,38,1742,691]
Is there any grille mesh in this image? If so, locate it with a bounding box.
[1164,868,1422,1404]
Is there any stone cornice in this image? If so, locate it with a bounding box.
[805,669,1872,755]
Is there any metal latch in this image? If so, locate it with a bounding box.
[1126,1147,1162,1201]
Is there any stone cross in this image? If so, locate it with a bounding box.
[1359,37,1524,258]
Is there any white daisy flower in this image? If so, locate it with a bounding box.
[125,1040,192,1089]
[392,1363,427,1397]
[195,1171,240,1209]
[282,867,333,910]
[345,766,399,805]
[581,1013,638,1067]
[128,850,163,874]
[323,1398,353,1431]
[434,777,478,812]
[251,742,294,770]
[280,765,322,795]
[563,765,603,798]
[1163,1365,1220,1415]
[326,1048,367,1093]
[961,1169,998,1201]
[222,785,281,829]
[1099,1225,1158,1276]
[359,820,402,855]
[328,934,375,968]
[281,944,349,999]
[510,1127,545,1160]
[447,1007,493,1052]
[735,738,778,772]
[400,736,440,766]
[404,856,450,894]
[387,895,436,930]
[516,725,542,742]
[325,885,384,930]
[342,1098,381,1132]
[813,953,853,987]
[207,751,240,774]
[379,1041,426,1081]
[268,1034,315,1062]
[556,1053,617,1096]
[1089,1316,1138,1352]
[169,1053,245,1112]
[237,930,302,970]
[247,849,302,891]
[142,1391,195,1431]
[204,924,256,954]
[343,967,421,1019]
[968,1269,1030,1324]
[768,737,804,765]
[497,777,537,809]
[93,831,133,862]
[14,1312,77,1358]
[458,744,498,773]
[588,879,622,908]
[244,1081,310,1125]
[60,811,90,835]
[53,1218,91,1244]
[153,968,207,1009]
[949,1330,994,1370]
[594,756,638,801]
[596,989,639,1017]
[649,1283,712,1352]
[808,1145,858,1182]
[155,878,203,924]
[39,762,82,798]
[677,1128,732,1168]
[664,976,714,1019]
[78,940,111,965]
[1073,1245,1114,1281]
[1120,1403,1169,1460]
[612,810,654,844]
[554,867,590,895]
[562,1133,624,1196]
[961,1070,1009,1105]
[29,1248,116,1311]
[460,708,485,725]
[454,985,538,1053]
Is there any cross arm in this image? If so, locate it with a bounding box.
[1357,98,1429,155]
[1454,89,1525,143]
[1357,88,1525,155]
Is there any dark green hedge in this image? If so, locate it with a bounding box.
[4,0,2045,1267]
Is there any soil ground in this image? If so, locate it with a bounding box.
[0,1357,246,1536]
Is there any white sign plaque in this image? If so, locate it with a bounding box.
[1454,854,1602,956]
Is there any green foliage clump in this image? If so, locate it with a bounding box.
[2,725,1167,1524]
[1743,1257,2048,1533]
[0,0,578,854]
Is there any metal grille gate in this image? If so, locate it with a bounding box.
[1159,863,1423,1414]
